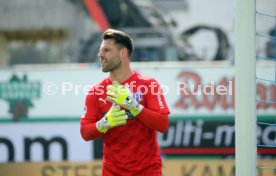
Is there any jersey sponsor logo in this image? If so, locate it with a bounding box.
[157,92,165,109]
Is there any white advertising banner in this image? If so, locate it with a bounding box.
[0,63,275,119]
[0,122,93,163]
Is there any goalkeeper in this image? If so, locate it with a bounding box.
[80,29,170,176]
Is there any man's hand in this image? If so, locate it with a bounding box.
[96,104,128,133]
[106,81,143,117]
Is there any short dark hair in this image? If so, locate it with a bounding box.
[102,29,134,56]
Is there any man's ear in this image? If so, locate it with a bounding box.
[120,47,128,57]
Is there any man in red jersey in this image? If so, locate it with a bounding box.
[80,29,170,176]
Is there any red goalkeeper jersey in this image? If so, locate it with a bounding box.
[81,71,170,176]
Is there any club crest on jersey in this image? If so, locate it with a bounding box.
[133,91,142,102]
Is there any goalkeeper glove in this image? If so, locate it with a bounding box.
[96,104,128,133]
[106,81,143,117]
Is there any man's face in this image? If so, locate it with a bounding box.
[98,39,122,73]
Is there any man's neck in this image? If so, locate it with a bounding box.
[110,67,133,83]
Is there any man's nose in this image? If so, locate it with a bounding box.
[97,51,102,57]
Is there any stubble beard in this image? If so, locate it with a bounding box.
[102,57,122,73]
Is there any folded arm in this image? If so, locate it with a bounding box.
[137,107,169,133]
[80,121,102,141]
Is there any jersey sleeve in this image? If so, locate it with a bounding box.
[136,79,170,132]
[80,86,102,140]
[82,87,100,121]
[145,80,170,114]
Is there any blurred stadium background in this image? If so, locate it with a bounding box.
[0,0,275,175]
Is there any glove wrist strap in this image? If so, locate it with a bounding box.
[130,104,143,116]
[96,116,110,133]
